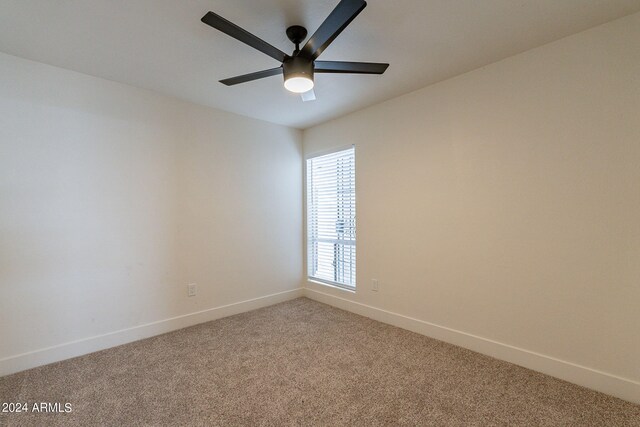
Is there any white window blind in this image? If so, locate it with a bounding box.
[307,147,356,290]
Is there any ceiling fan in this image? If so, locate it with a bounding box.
[201,0,389,101]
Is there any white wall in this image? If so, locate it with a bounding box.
[0,52,302,369]
[303,12,640,401]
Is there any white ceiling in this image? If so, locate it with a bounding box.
[1,1,639,129]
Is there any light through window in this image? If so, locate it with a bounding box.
[306,147,356,290]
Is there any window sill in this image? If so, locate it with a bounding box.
[307,278,356,294]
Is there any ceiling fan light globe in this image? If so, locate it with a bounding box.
[284,76,314,93]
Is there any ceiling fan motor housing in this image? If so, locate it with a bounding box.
[283,56,314,82]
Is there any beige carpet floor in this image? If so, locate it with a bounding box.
[1,297,639,426]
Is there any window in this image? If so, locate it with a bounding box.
[306,147,356,290]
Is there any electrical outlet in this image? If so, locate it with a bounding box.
[372,279,379,292]
[187,283,197,297]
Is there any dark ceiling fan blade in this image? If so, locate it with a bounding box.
[315,61,389,74]
[299,0,367,60]
[201,12,288,63]
[219,67,283,86]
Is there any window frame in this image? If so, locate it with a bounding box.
[304,145,357,292]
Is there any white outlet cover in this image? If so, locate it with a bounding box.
[187,283,197,297]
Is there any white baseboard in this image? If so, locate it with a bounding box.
[0,288,304,377]
[304,288,640,404]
